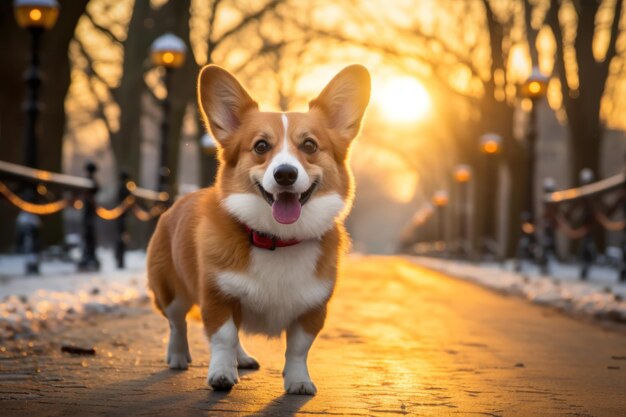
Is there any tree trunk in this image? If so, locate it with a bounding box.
[111,0,192,184]
[118,0,195,249]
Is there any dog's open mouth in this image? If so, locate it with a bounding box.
[256,181,318,225]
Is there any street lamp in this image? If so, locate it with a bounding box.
[454,164,472,257]
[150,33,186,195]
[200,133,219,187]
[516,66,549,268]
[480,133,502,258]
[14,0,59,30]
[13,0,59,275]
[480,133,502,155]
[201,133,218,155]
[14,0,60,169]
[432,190,449,254]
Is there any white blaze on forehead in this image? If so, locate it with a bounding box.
[261,113,310,194]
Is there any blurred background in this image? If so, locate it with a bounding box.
[1,0,625,262]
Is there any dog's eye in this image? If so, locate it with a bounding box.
[253,140,271,155]
[301,139,318,154]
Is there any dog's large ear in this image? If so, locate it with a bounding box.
[309,65,371,141]
[198,65,258,144]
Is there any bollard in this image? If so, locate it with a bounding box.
[115,172,130,269]
[78,162,100,271]
[454,164,472,258]
[514,211,533,272]
[16,191,41,275]
[432,191,449,257]
[619,161,626,282]
[579,169,595,280]
[539,178,557,274]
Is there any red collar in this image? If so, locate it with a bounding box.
[244,226,301,250]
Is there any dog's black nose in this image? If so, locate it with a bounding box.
[274,164,298,186]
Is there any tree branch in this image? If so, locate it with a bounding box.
[524,0,539,67]
[74,38,114,92]
[73,39,114,135]
[604,0,623,65]
[212,0,284,46]
[547,0,571,115]
[206,0,223,61]
[84,10,123,45]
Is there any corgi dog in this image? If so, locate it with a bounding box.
[146,64,370,395]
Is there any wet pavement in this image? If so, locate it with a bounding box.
[1,255,625,416]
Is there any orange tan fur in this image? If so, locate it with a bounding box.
[147,64,370,394]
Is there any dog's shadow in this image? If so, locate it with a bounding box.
[196,368,313,417]
[245,393,313,417]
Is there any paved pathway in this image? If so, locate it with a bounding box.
[1,256,625,416]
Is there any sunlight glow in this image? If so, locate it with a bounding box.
[376,77,431,123]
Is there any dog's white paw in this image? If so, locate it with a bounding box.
[237,354,260,370]
[207,368,239,391]
[285,380,317,395]
[167,351,191,370]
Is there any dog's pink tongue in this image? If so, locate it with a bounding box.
[272,193,301,224]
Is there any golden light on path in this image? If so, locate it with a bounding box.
[376,76,431,123]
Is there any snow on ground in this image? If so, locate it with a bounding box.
[0,249,148,340]
[410,256,626,323]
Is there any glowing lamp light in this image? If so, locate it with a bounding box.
[150,34,186,69]
[14,0,59,30]
[454,164,472,183]
[528,81,541,94]
[521,222,535,234]
[432,190,449,207]
[520,67,548,100]
[480,133,502,155]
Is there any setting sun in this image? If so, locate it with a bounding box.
[376,77,431,123]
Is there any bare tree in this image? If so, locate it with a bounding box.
[547,0,624,182]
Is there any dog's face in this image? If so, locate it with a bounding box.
[198,65,370,239]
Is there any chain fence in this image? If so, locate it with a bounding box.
[0,159,170,274]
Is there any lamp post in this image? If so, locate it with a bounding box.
[516,66,548,269]
[14,0,59,168]
[201,133,218,187]
[150,34,186,195]
[432,190,449,255]
[454,164,472,257]
[14,0,59,274]
[480,133,502,258]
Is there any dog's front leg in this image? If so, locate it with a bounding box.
[206,316,239,390]
[202,293,240,391]
[283,307,326,395]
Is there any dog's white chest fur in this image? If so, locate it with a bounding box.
[216,240,332,336]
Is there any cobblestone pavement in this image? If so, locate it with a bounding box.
[1,256,625,416]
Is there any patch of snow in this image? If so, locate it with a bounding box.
[409,256,626,323]
[0,249,148,340]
